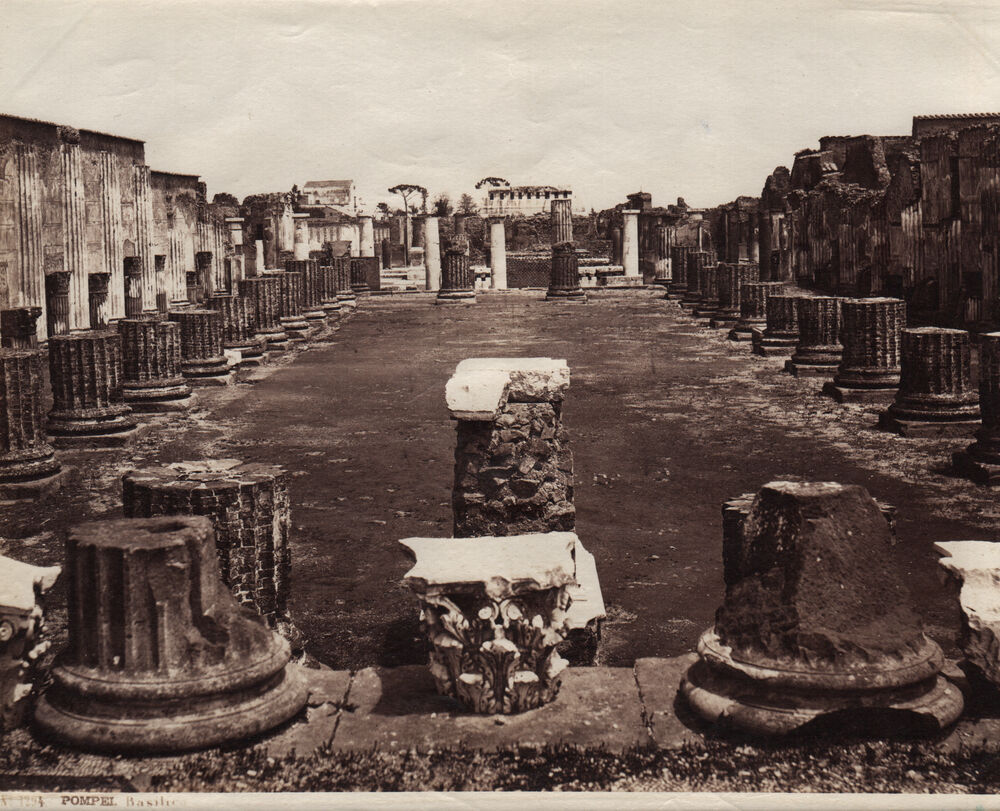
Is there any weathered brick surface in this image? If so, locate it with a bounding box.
[0,348,60,483]
[168,309,224,363]
[792,296,843,366]
[835,297,906,389]
[717,263,760,318]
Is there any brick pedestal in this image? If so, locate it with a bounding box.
[1,308,41,349]
[168,309,232,385]
[785,297,843,377]
[47,331,136,447]
[753,294,803,357]
[436,248,476,305]
[729,282,784,341]
[207,294,266,366]
[667,246,690,300]
[712,263,759,328]
[955,332,1000,483]
[879,328,980,437]
[122,459,297,643]
[333,257,356,306]
[269,271,310,342]
[239,276,288,351]
[546,242,586,302]
[0,348,62,496]
[823,298,905,403]
[287,259,326,326]
[319,265,343,317]
[118,318,192,412]
[33,516,307,753]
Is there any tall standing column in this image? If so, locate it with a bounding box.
[622,210,640,279]
[59,128,88,330]
[551,198,573,244]
[132,165,156,313]
[47,331,137,447]
[823,297,906,403]
[786,297,843,377]
[358,215,375,258]
[291,212,310,261]
[436,248,476,305]
[955,332,1000,483]
[14,144,45,341]
[423,216,442,291]
[98,152,125,321]
[546,242,586,302]
[118,318,192,412]
[879,328,980,437]
[489,216,507,290]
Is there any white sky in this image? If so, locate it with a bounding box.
[3,0,1000,212]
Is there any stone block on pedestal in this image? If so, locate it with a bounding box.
[682,481,962,736]
[33,516,308,753]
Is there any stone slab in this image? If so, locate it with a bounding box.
[784,360,837,378]
[822,383,898,404]
[709,318,737,329]
[634,654,707,749]
[446,357,570,421]
[263,665,352,758]
[878,414,981,438]
[332,665,651,752]
[727,329,754,342]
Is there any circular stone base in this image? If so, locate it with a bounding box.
[181,358,232,386]
[351,285,371,295]
[436,291,476,305]
[303,310,327,324]
[834,369,902,389]
[0,447,62,496]
[546,290,587,302]
[124,382,193,413]
[34,662,307,754]
[47,412,138,448]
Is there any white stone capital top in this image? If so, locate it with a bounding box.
[445,357,570,421]
[401,532,578,601]
[291,212,311,220]
[0,556,61,614]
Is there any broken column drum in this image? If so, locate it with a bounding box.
[333,256,357,305]
[680,251,709,306]
[668,245,690,298]
[652,225,671,286]
[753,294,802,357]
[953,332,1000,483]
[122,459,295,640]
[714,263,760,327]
[33,516,308,753]
[286,259,326,326]
[47,331,137,447]
[681,481,963,736]
[786,297,843,377]
[879,328,980,437]
[0,308,41,349]
[551,198,573,244]
[401,533,576,714]
[270,271,310,341]
[207,294,266,365]
[118,318,192,413]
[436,247,476,304]
[694,264,722,317]
[238,276,288,350]
[0,348,62,495]
[823,298,906,404]
[168,309,231,385]
[318,265,343,317]
[546,242,586,302]
[1,556,60,730]
[349,257,371,295]
[729,282,785,341]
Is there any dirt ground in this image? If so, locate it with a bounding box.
[3,289,996,670]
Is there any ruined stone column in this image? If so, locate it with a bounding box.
[622,210,640,278]
[546,242,587,302]
[878,328,980,437]
[679,251,710,308]
[1,308,41,350]
[226,217,246,287]
[380,238,391,270]
[729,281,784,341]
[123,258,143,318]
[14,144,45,341]
[551,198,573,244]
[207,294,266,366]
[0,348,63,497]
[319,265,343,317]
[269,270,310,341]
[954,332,1000,483]
[132,164,157,313]
[436,247,476,305]
[423,216,442,292]
[753,293,803,357]
[88,273,111,329]
[694,264,722,319]
[489,217,507,290]
[667,245,690,299]
[713,263,759,328]
[98,151,125,321]
[239,276,287,351]
[59,129,88,331]
[332,256,357,307]
[47,331,136,447]
[118,317,192,412]
[34,516,308,753]
[122,460,297,642]
[786,296,843,377]
[610,227,623,266]
[349,257,371,296]
[45,272,72,337]
[823,298,905,403]
[286,259,326,327]
[652,225,671,287]
[291,212,310,261]
[168,309,232,385]
[682,481,962,736]
[358,215,375,258]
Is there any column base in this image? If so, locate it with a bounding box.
[47,408,138,448]
[953,451,1000,484]
[783,360,839,378]
[336,294,357,308]
[225,338,267,367]
[321,300,342,316]
[879,414,981,438]
[181,357,233,386]
[124,379,193,413]
[350,285,371,296]
[709,317,738,329]
[0,447,64,499]
[436,291,476,305]
[303,309,327,326]
[0,465,68,500]
[545,289,587,302]
[822,382,898,404]
[693,304,722,319]
[279,318,310,342]
[753,335,799,357]
[678,297,703,310]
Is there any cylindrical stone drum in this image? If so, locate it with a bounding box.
[118,318,191,412]
[207,294,265,362]
[551,198,573,244]
[682,252,710,303]
[124,260,143,318]
[286,260,325,322]
[791,297,843,367]
[957,333,1000,470]
[0,348,61,488]
[168,309,230,382]
[47,330,136,446]
[764,295,801,340]
[319,266,342,315]
[33,515,307,753]
[717,263,760,319]
[350,257,371,295]
[736,282,785,330]
[697,265,721,312]
[436,248,476,304]
[834,298,906,390]
[1,308,41,349]
[268,271,309,341]
[239,276,287,350]
[670,246,690,291]
[610,227,623,265]
[546,242,586,301]
[333,257,355,303]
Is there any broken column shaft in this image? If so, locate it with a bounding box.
[823,297,906,403]
[47,331,136,448]
[318,265,343,317]
[286,259,326,327]
[729,281,784,341]
[693,264,722,318]
[0,348,62,496]
[880,327,980,437]
[1,308,41,349]
[334,257,357,306]
[350,257,378,296]
[652,225,671,287]
[546,242,586,302]
[753,293,803,357]
[168,309,232,385]
[680,251,710,308]
[785,296,843,377]
[270,270,310,342]
[436,247,476,305]
[667,245,690,299]
[239,276,288,351]
[118,318,192,412]
[954,332,1000,483]
[207,294,266,366]
[713,263,759,328]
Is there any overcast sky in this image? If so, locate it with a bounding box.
[3,0,1000,212]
